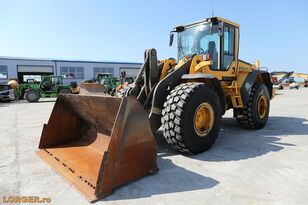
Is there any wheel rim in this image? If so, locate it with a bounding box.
[28,92,37,101]
[193,102,214,137]
[257,95,268,119]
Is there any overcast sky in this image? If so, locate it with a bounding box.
[0,0,307,72]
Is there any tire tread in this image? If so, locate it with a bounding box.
[161,82,220,154]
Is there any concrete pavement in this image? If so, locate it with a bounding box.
[1,89,308,205]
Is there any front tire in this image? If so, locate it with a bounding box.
[161,82,221,154]
[24,89,40,103]
[237,83,270,129]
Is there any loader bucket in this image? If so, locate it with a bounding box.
[79,83,107,95]
[36,94,157,202]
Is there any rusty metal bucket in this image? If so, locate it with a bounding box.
[36,94,157,202]
[79,83,107,95]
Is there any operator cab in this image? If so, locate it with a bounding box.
[40,76,63,91]
[170,17,239,72]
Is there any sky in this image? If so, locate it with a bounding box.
[0,0,307,72]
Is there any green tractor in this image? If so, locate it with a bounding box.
[96,73,121,94]
[16,75,73,103]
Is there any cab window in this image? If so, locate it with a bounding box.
[178,23,220,70]
[51,77,62,88]
[223,25,235,70]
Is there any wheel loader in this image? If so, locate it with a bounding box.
[37,17,273,202]
[79,72,134,96]
[79,73,117,95]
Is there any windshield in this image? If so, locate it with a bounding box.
[100,78,110,84]
[178,23,220,69]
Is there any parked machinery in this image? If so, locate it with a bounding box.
[292,73,308,87]
[114,71,135,96]
[79,73,120,95]
[80,73,135,96]
[271,71,308,89]
[0,84,15,102]
[16,75,74,103]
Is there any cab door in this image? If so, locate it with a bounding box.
[222,24,236,72]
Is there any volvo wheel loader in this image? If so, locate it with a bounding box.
[37,17,273,202]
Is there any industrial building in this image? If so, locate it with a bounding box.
[0,56,142,84]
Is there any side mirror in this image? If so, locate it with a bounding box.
[169,33,174,47]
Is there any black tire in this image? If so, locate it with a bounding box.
[237,83,270,129]
[24,89,40,103]
[58,89,72,95]
[161,82,221,154]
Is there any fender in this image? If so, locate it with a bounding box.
[241,70,273,105]
[182,73,226,115]
[260,70,273,99]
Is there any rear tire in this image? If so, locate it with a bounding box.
[24,89,40,103]
[161,82,221,154]
[237,83,270,129]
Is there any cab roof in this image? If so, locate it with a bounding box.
[174,17,239,31]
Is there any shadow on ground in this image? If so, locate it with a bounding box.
[104,156,219,201]
[100,116,308,201]
[157,116,308,161]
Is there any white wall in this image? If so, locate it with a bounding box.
[56,61,141,84]
[0,58,55,84]
[0,58,141,85]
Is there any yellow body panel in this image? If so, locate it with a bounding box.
[159,59,176,80]
[215,17,240,28]
[187,55,255,110]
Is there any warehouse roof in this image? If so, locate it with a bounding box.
[0,56,142,65]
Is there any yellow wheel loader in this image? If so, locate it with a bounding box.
[37,17,273,202]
